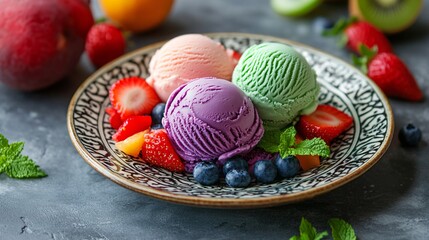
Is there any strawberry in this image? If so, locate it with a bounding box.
[324,18,392,54]
[231,50,242,62]
[141,129,185,172]
[85,23,126,68]
[296,105,353,144]
[354,45,423,101]
[110,77,161,120]
[113,116,152,142]
[105,107,123,129]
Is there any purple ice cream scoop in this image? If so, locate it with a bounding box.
[163,77,264,171]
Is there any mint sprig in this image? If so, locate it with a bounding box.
[258,126,330,158]
[290,217,356,240]
[0,133,47,179]
[329,218,357,240]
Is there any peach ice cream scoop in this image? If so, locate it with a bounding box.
[147,34,237,102]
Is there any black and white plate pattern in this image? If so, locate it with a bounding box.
[67,33,393,208]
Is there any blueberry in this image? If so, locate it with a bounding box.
[313,17,335,33]
[193,161,219,186]
[225,169,251,188]
[399,123,422,147]
[223,157,248,175]
[253,160,277,184]
[151,123,164,130]
[274,155,300,178]
[151,103,166,124]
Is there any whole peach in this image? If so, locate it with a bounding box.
[0,0,94,91]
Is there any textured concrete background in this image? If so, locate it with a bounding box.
[1,0,428,239]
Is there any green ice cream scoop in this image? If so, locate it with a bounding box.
[232,42,319,130]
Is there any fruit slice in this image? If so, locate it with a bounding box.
[106,107,123,129]
[296,155,320,171]
[271,0,322,17]
[109,77,161,120]
[141,129,185,172]
[115,131,147,157]
[349,0,423,33]
[112,116,152,142]
[295,135,320,171]
[297,105,353,144]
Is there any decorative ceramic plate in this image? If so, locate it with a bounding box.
[67,33,393,208]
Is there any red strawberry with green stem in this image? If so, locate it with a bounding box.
[296,105,353,144]
[113,116,152,142]
[323,18,392,54]
[110,77,161,120]
[141,129,185,172]
[353,45,423,101]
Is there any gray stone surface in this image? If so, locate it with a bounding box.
[1,0,428,239]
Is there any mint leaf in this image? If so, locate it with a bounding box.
[280,126,297,149]
[4,155,47,179]
[300,217,317,239]
[257,129,282,153]
[315,231,329,240]
[0,133,47,179]
[0,134,8,148]
[0,142,24,159]
[281,138,330,158]
[289,217,328,240]
[0,155,7,173]
[329,218,356,240]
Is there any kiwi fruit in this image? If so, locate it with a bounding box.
[349,0,423,33]
[271,0,322,17]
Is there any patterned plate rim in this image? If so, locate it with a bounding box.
[67,32,394,208]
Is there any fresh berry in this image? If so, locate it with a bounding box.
[85,23,126,68]
[297,105,353,144]
[225,169,251,188]
[151,103,166,125]
[223,157,248,175]
[106,107,123,129]
[253,160,277,184]
[141,129,185,172]
[313,17,334,33]
[231,50,242,62]
[110,77,161,120]
[151,123,164,130]
[324,18,392,54]
[274,155,300,178]
[399,123,422,147]
[115,131,147,157]
[112,116,152,142]
[193,161,219,185]
[354,47,423,101]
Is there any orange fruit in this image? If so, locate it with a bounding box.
[99,0,174,32]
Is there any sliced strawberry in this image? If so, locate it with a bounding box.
[296,105,353,144]
[112,116,152,142]
[110,77,161,121]
[231,50,242,62]
[106,107,123,129]
[141,129,185,172]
